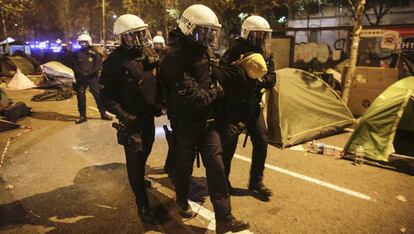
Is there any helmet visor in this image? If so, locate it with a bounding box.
[120,28,152,48]
[192,26,220,48]
[247,31,272,52]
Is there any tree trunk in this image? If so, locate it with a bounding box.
[342,0,366,105]
[0,8,7,40]
[306,14,310,41]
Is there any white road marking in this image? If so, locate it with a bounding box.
[149,177,253,233]
[234,154,375,202]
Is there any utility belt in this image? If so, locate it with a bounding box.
[112,122,143,151]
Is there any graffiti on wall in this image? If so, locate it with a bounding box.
[294,42,332,64]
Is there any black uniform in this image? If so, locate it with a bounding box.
[73,46,106,118]
[100,46,158,221]
[219,37,276,193]
[159,32,234,222]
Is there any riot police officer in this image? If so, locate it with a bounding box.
[159,4,250,233]
[220,15,276,199]
[152,36,166,55]
[73,34,112,124]
[100,14,159,224]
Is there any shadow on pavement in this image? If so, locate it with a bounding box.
[0,163,207,233]
[147,167,270,204]
[30,111,101,122]
[30,111,79,122]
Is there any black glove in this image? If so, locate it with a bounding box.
[123,59,145,82]
[211,80,224,99]
[224,122,245,140]
[118,111,139,130]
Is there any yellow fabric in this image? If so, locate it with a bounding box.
[235,53,267,79]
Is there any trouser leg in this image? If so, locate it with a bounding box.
[200,129,232,222]
[247,110,269,184]
[123,118,155,208]
[164,120,177,175]
[123,140,151,208]
[174,160,194,204]
[75,81,87,117]
[87,78,106,115]
[220,132,239,183]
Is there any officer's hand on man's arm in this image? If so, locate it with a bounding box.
[211,80,225,99]
[259,54,276,90]
[123,59,145,82]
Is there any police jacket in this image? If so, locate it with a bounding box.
[100,46,158,119]
[159,32,222,122]
[216,37,277,126]
[212,64,257,127]
[73,46,102,80]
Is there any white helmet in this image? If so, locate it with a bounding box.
[152,35,165,50]
[241,16,272,52]
[152,35,165,45]
[113,14,152,48]
[178,4,221,48]
[77,34,92,45]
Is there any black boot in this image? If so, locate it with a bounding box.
[101,113,113,121]
[216,217,250,233]
[248,181,272,197]
[177,200,194,218]
[75,116,87,124]
[138,206,157,224]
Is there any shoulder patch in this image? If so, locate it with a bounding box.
[177,89,186,96]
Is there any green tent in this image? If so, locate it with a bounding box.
[0,88,11,110]
[1,56,35,76]
[266,68,355,148]
[344,77,414,162]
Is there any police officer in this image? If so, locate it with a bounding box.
[220,15,276,199]
[152,36,166,55]
[159,4,250,233]
[73,34,112,124]
[151,34,175,177]
[100,14,160,224]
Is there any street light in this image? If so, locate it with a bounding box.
[113,14,117,19]
[102,0,106,47]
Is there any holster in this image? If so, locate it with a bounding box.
[113,122,143,151]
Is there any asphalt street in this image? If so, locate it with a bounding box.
[0,89,413,234]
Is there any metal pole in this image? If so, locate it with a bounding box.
[102,0,106,47]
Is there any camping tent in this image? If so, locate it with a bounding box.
[266,68,355,148]
[343,77,414,162]
[0,88,11,110]
[0,56,36,76]
[6,68,37,90]
[39,61,75,88]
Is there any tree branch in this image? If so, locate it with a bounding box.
[347,0,356,13]
[363,10,374,25]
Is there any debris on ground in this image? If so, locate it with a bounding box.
[288,145,305,151]
[72,145,90,152]
[4,184,14,190]
[96,204,117,210]
[305,141,343,156]
[395,195,407,202]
